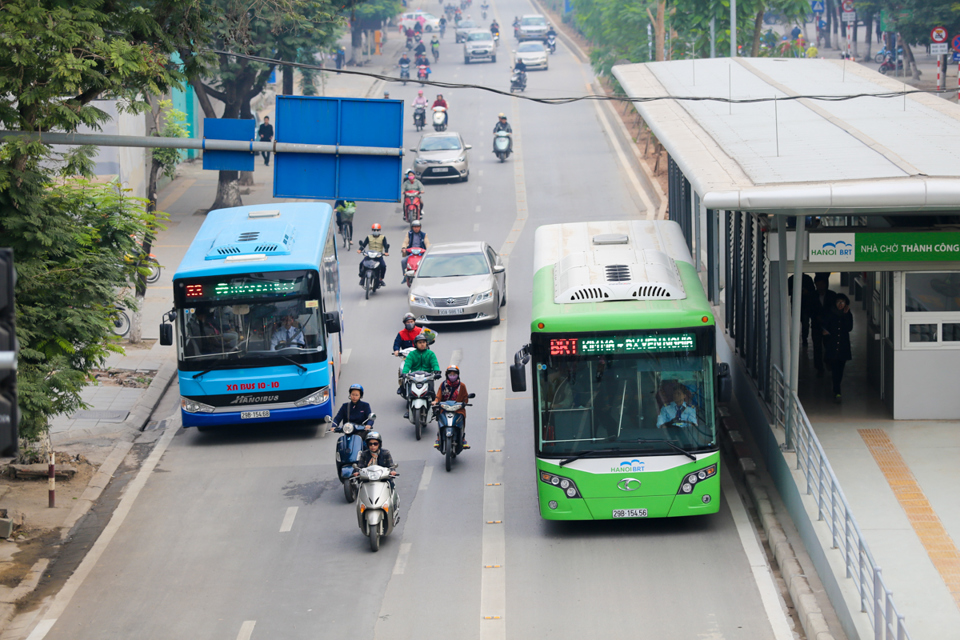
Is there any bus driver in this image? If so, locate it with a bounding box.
[657,384,697,428]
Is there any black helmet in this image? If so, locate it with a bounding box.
[349,383,364,398]
[414,333,429,344]
[446,365,460,377]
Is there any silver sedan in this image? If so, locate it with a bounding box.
[515,41,548,70]
[408,242,506,325]
[410,132,471,182]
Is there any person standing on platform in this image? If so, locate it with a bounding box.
[821,293,853,403]
[810,273,837,378]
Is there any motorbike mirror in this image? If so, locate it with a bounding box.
[159,323,173,346]
[409,148,418,153]
[468,393,476,398]
[368,413,377,420]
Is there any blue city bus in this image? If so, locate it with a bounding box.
[160,203,343,429]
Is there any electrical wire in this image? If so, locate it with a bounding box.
[212,48,958,106]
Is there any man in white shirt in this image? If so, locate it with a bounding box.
[657,385,697,428]
[271,312,305,349]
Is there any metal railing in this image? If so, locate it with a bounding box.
[771,366,910,640]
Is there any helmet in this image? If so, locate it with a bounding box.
[498,113,506,119]
[410,219,422,228]
[407,169,416,176]
[402,312,416,323]
[414,333,429,344]
[371,223,382,231]
[349,383,364,398]
[446,365,460,376]
[418,89,424,96]
[365,431,382,445]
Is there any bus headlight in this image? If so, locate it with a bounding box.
[294,387,330,407]
[539,471,581,498]
[181,397,215,413]
[677,464,718,494]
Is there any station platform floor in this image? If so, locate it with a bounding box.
[794,292,960,639]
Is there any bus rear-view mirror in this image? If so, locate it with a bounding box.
[510,363,526,393]
[324,312,341,334]
[159,323,173,346]
[717,362,732,403]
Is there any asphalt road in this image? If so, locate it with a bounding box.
[31,1,796,638]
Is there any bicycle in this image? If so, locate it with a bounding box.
[339,221,353,249]
[111,306,131,337]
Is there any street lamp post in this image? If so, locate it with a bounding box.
[730,0,737,57]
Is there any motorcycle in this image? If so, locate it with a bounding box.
[493,130,511,162]
[492,32,500,44]
[355,465,400,552]
[360,249,383,299]
[434,395,475,471]
[432,44,440,63]
[332,416,375,502]
[546,34,556,53]
[400,62,411,85]
[481,8,487,19]
[440,23,446,38]
[406,36,414,51]
[878,52,903,75]
[404,369,440,440]
[404,246,426,287]
[403,190,423,222]
[510,70,526,93]
[432,105,447,131]
[414,105,426,131]
[417,64,430,83]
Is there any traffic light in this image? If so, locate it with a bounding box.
[0,248,18,457]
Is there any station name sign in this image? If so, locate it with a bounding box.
[808,232,960,263]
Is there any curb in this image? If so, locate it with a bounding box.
[718,411,836,640]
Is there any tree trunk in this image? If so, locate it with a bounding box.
[750,11,763,57]
[852,14,858,57]
[213,170,242,209]
[904,43,920,80]
[283,66,294,95]
[238,99,255,187]
[655,1,665,62]
[864,15,873,60]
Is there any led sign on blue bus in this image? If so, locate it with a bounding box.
[182,277,303,303]
[550,333,696,356]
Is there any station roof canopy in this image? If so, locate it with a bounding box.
[613,58,960,215]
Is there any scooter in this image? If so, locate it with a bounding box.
[332,416,375,502]
[403,190,422,222]
[878,52,903,75]
[492,31,500,44]
[400,62,411,85]
[360,249,383,299]
[414,105,426,131]
[432,105,447,131]
[418,64,430,83]
[355,465,400,552]
[510,70,526,93]
[546,34,556,53]
[404,369,440,440]
[434,395,475,471]
[493,130,511,162]
[404,246,426,287]
[432,45,440,63]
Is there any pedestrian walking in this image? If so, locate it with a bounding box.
[821,293,853,403]
[809,273,837,377]
[258,116,274,166]
[336,46,346,73]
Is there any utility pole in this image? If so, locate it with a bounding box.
[731,0,737,57]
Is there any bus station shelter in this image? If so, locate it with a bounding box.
[614,57,960,640]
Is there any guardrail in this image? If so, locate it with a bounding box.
[771,366,910,640]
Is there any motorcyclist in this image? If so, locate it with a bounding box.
[357,223,389,287]
[400,333,440,412]
[414,38,427,57]
[393,312,426,355]
[400,219,431,282]
[513,58,527,87]
[413,90,429,108]
[433,365,470,448]
[492,112,512,153]
[399,52,412,78]
[512,15,520,36]
[332,384,375,432]
[432,94,448,126]
[402,170,425,216]
[490,20,499,37]
[431,34,440,56]
[546,25,557,38]
[439,15,447,35]
[353,432,397,486]
[413,20,423,35]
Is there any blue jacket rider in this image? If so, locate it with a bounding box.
[333,384,375,429]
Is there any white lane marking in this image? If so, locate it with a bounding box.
[418,464,433,492]
[279,506,299,533]
[721,472,794,640]
[474,223,480,231]
[449,349,463,368]
[23,419,181,639]
[393,542,413,575]
[476,205,481,213]
[341,348,352,366]
[237,620,257,640]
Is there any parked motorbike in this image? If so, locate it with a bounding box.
[510,70,526,93]
[403,190,423,222]
[404,369,440,440]
[493,130,511,162]
[355,465,400,552]
[414,105,426,131]
[432,105,447,131]
[434,395,475,471]
[418,64,430,83]
[404,246,426,287]
[400,62,411,85]
[878,52,903,75]
[332,416,375,502]
[360,249,383,299]
[546,34,557,53]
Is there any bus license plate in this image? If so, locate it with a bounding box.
[241,410,270,419]
[437,308,464,315]
[612,508,647,518]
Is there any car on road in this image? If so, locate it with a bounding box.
[463,29,497,63]
[410,132,472,182]
[455,18,478,43]
[408,242,506,325]
[516,14,549,41]
[401,11,442,32]
[515,41,548,70]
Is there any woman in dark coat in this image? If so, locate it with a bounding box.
[820,293,853,402]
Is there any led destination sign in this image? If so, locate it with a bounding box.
[179,273,307,304]
[549,333,696,356]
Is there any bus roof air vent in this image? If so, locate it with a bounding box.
[554,248,686,304]
[592,234,628,245]
[205,223,296,260]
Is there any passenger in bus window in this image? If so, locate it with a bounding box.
[657,385,697,428]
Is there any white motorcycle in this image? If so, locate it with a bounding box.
[494,130,511,162]
[355,465,400,552]
[432,105,447,131]
[404,369,441,440]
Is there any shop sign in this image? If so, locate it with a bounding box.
[809,232,960,262]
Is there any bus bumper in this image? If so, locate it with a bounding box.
[538,482,720,520]
[181,400,333,428]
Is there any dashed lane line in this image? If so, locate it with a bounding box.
[236,620,257,640]
[279,507,298,533]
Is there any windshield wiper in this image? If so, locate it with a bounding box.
[559,448,626,467]
[277,355,307,373]
[192,370,212,379]
[636,438,696,461]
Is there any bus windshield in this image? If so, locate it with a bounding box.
[175,270,325,368]
[533,330,716,457]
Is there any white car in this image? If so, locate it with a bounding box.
[516,14,549,41]
[400,11,442,32]
[463,29,496,63]
[515,41,548,70]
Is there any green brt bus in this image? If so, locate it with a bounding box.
[511,220,730,521]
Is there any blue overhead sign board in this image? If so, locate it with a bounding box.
[810,0,825,12]
[202,118,255,172]
[273,96,404,202]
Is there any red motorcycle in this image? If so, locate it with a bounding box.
[404,246,426,287]
[403,190,422,222]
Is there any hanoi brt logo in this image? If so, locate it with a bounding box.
[809,233,855,262]
[611,459,645,473]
